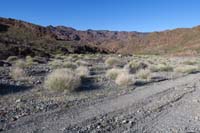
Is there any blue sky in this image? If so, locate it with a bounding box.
[1,0,200,32]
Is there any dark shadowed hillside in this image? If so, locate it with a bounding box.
[1,17,200,59]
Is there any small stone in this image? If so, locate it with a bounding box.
[16,99,21,103]
[97,125,101,129]
[122,120,129,124]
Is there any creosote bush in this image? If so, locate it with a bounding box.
[44,68,81,92]
[105,57,121,67]
[76,66,90,77]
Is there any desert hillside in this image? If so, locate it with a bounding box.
[1,17,200,59]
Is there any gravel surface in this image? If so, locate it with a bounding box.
[1,55,200,132]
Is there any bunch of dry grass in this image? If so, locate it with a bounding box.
[124,61,148,73]
[150,63,173,72]
[115,71,135,86]
[76,66,90,77]
[106,68,125,80]
[175,65,199,74]
[136,69,151,80]
[105,57,121,67]
[44,68,81,92]
[10,67,27,81]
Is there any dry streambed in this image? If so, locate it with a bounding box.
[1,54,200,132]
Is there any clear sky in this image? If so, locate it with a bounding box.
[1,0,200,32]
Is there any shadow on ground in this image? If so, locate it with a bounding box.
[77,77,100,92]
[0,83,32,95]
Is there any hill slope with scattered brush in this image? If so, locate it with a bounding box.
[1,17,200,59]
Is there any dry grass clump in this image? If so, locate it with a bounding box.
[150,63,173,72]
[175,65,199,74]
[63,62,77,69]
[136,69,151,80]
[76,60,89,66]
[25,56,36,66]
[14,59,27,68]
[106,68,125,80]
[76,66,90,77]
[182,60,199,65]
[115,71,135,86]
[48,59,62,69]
[44,68,81,92]
[6,56,18,62]
[10,67,27,81]
[124,61,148,73]
[105,57,121,67]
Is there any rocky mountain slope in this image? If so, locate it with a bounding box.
[1,17,200,59]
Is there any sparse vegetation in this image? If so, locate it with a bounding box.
[136,69,151,80]
[124,61,148,73]
[14,59,27,68]
[115,72,134,86]
[10,67,27,81]
[105,57,121,67]
[76,66,90,77]
[44,68,81,92]
[175,65,199,74]
[6,56,18,63]
[150,63,173,72]
[106,68,125,80]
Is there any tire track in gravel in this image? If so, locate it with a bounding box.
[4,73,200,133]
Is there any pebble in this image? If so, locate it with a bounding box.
[15,99,21,103]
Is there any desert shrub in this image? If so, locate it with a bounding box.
[136,69,151,80]
[48,59,62,69]
[44,68,81,92]
[6,56,18,62]
[150,64,173,72]
[124,61,148,73]
[14,59,26,68]
[115,72,135,86]
[63,62,77,69]
[76,66,90,77]
[175,65,199,74]
[105,57,121,67]
[182,60,198,65]
[25,56,35,66]
[76,60,89,66]
[10,67,27,81]
[106,68,125,80]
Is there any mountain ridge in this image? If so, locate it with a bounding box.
[1,17,200,59]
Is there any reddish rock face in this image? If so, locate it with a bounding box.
[1,17,200,59]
